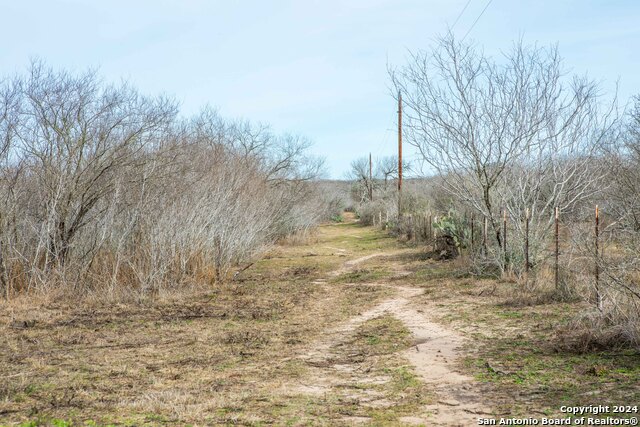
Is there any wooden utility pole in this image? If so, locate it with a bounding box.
[369,152,373,201]
[397,91,403,218]
[595,205,602,311]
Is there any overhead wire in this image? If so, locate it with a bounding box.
[451,0,473,30]
[461,0,493,42]
[373,107,397,160]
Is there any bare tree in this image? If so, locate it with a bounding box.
[348,156,374,203]
[375,155,411,190]
[16,61,178,270]
[130,109,326,287]
[0,62,329,299]
[0,75,21,297]
[585,95,640,344]
[391,33,616,270]
[605,95,640,231]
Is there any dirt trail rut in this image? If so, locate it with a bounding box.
[294,253,490,426]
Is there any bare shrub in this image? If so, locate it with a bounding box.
[559,95,640,348]
[0,63,327,301]
[382,33,640,349]
[575,219,640,349]
[0,74,21,298]
[390,33,616,275]
[357,199,393,226]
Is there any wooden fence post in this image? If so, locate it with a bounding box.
[429,213,433,242]
[425,213,428,240]
[555,207,560,292]
[524,208,530,278]
[434,215,438,242]
[379,211,383,229]
[503,209,508,270]
[595,205,602,311]
[408,214,414,240]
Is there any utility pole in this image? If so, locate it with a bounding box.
[369,152,373,201]
[397,91,403,218]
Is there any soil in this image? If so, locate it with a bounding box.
[288,250,490,426]
[2,213,636,426]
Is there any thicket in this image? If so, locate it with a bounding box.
[351,34,640,348]
[0,61,332,300]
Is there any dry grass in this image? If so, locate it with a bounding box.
[391,255,640,418]
[3,216,638,425]
[0,218,416,426]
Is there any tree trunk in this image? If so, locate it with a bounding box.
[482,185,502,248]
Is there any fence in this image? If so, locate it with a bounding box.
[373,205,620,311]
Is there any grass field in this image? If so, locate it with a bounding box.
[1,216,638,426]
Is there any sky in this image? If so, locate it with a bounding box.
[1,0,639,177]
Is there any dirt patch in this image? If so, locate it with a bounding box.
[348,288,488,423]
[285,248,491,425]
[0,220,416,425]
[8,217,630,425]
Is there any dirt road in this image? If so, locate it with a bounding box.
[12,214,626,425]
[288,248,490,426]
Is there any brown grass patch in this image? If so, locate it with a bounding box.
[0,221,397,425]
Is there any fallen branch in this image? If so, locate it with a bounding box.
[233,262,255,281]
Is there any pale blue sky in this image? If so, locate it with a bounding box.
[1,1,638,177]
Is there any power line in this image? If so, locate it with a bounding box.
[373,107,397,159]
[461,0,493,42]
[451,0,473,30]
